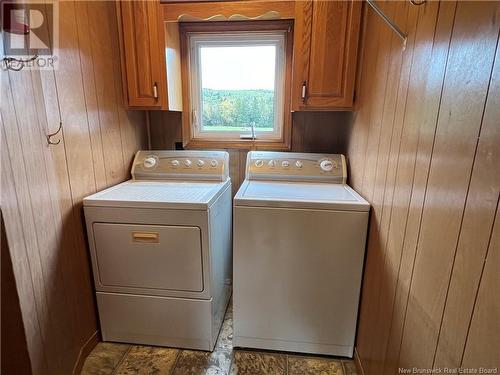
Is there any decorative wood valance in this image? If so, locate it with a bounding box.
[162,1,295,22]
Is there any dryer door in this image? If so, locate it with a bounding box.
[93,223,203,292]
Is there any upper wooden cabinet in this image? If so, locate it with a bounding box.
[292,0,362,110]
[116,1,181,110]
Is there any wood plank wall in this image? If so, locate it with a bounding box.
[1,213,32,375]
[0,2,147,374]
[149,110,352,194]
[348,1,500,373]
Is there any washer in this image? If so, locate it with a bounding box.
[233,151,369,357]
[83,150,232,351]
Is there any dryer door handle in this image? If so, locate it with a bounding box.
[132,231,160,243]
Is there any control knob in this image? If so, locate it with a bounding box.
[210,159,218,168]
[197,160,205,167]
[171,159,180,167]
[255,160,264,168]
[295,160,303,169]
[184,159,192,168]
[282,160,290,168]
[268,160,276,168]
[143,156,157,168]
[320,159,334,172]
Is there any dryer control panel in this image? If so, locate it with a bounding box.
[132,150,229,181]
[246,151,347,183]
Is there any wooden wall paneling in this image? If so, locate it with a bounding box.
[291,112,351,154]
[3,64,74,374]
[36,72,97,368]
[346,3,382,189]
[397,1,499,369]
[73,1,107,191]
[149,111,183,150]
[30,66,85,371]
[461,204,500,368]
[357,1,396,200]
[238,150,248,184]
[86,1,127,184]
[134,110,149,151]
[52,0,100,346]
[359,0,411,367]
[381,3,457,374]
[31,9,84,358]
[434,31,500,369]
[347,8,385,369]
[1,211,33,375]
[354,2,399,369]
[0,118,46,375]
[55,0,97,201]
[368,5,420,375]
[228,150,242,196]
[372,3,441,374]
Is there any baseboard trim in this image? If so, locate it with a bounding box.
[354,347,366,375]
[72,330,100,375]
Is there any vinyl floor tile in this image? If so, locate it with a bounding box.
[81,298,359,375]
[114,345,179,375]
[342,360,358,375]
[288,355,344,375]
[172,349,232,375]
[230,351,286,375]
[81,342,130,375]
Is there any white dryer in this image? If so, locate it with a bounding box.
[83,150,232,351]
[233,151,369,357]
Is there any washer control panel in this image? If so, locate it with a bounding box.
[247,151,346,183]
[132,150,229,181]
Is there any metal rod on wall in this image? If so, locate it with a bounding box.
[365,0,408,48]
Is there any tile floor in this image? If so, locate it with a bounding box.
[81,301,358,375]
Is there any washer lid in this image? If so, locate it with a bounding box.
[234,180,370,211]
[83,179,229,210]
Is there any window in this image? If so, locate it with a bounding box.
[180,21,293,149]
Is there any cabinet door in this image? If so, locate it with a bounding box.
[117,1,167,109]
[292,0,361,110]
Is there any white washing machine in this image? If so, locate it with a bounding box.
[83,150,232,351]
[233,151,369,357]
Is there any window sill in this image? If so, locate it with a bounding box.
[183,138,291,150]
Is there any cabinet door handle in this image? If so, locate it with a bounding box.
[301,81,307,103]
[153,82,158,100]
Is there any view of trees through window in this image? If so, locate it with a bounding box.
[201,88,275,131]
[197,42,279,134]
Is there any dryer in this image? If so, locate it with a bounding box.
[83,150,232,351]
[233,151,369,357]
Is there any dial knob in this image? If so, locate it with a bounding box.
[197,160,205,168]
[282,160,290,168]
[295,160,303,169]
[210,159,218,168]
[268,160,276,168]
[171,159,180,167]
[143,156,157,168]
[320,159,334,172]
[255,160,264,168]
[184,159,192,168]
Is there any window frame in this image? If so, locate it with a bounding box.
[180,20,293,150]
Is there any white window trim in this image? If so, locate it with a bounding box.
[187,31,286,141]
